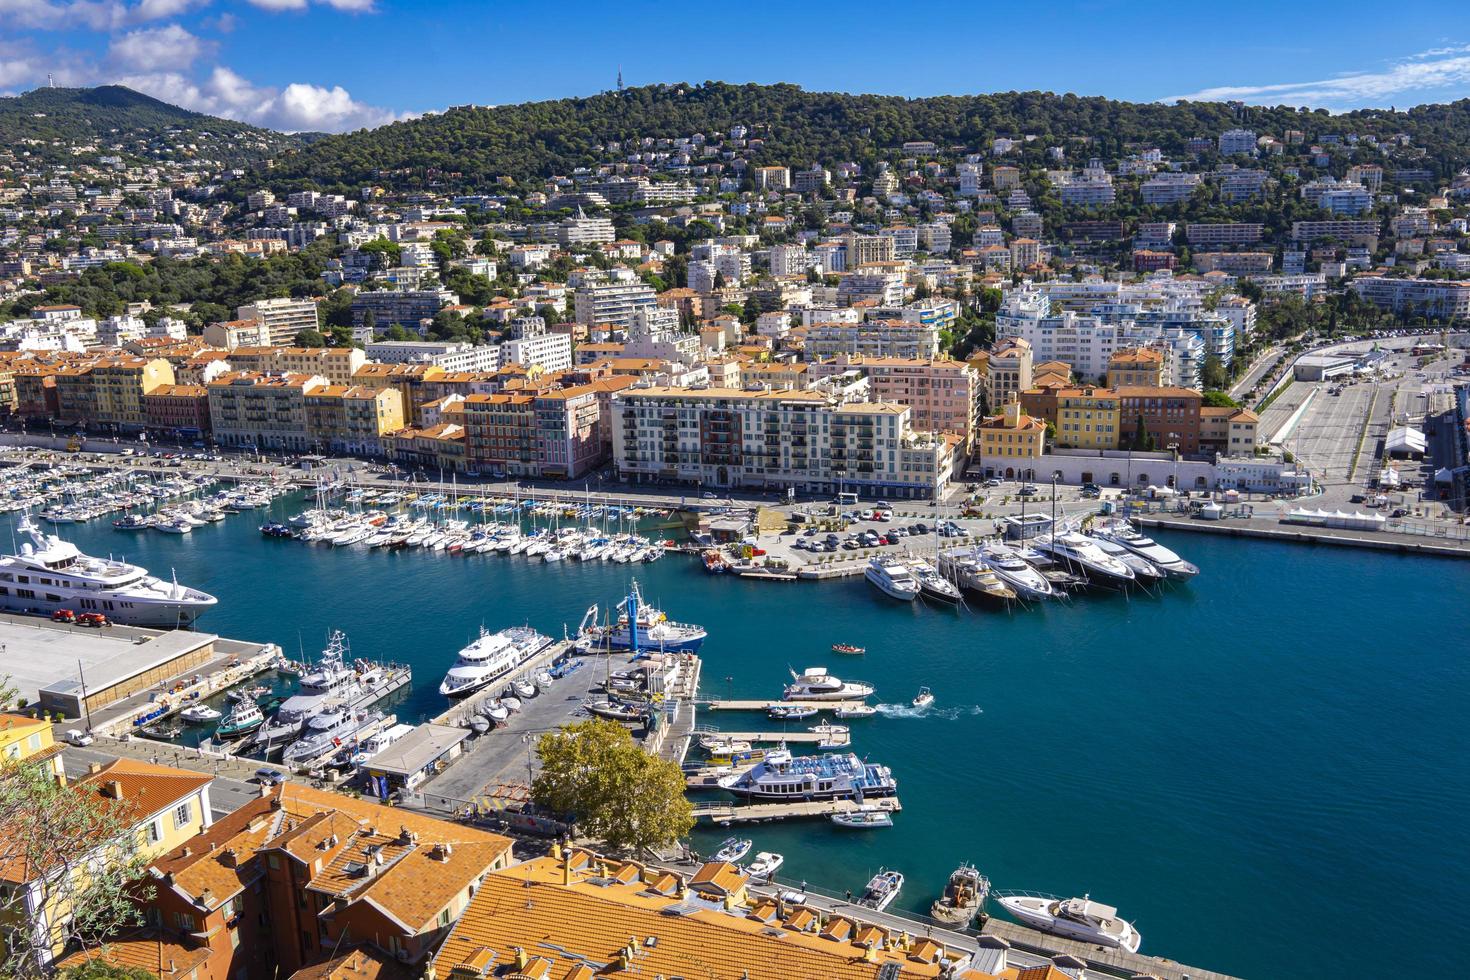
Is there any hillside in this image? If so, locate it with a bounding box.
[260,81,1470,192]
[0,85,304,166]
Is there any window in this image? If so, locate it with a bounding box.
[146,821,161,844]
[173,910,195,932]
[172,801,193,829]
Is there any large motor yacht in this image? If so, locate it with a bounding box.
[1033,532,1136,589]
[784,666,875,701]
[716,749,897,801]
[0,515,216,626]
[994,892,1142,953]
[978,542,1056,601]
[439,626,554,698]
[1091,521,1200,579]
[865,555,919,601]
[254,632,409,752]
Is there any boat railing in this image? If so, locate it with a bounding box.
[991,888,1061,902]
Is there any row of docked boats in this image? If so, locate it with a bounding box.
[866,519,1198,605]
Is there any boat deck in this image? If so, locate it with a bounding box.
[692,795,902,825]
[979,917,1242,980]
[702,699,869,711]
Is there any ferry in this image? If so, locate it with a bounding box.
[576,582,707,653]
[784,667,875,701]
[0,515,217,626]
[994,892,1142,952]
[716,749,897,801]
[865,555,919,601]
[439,626,554,698]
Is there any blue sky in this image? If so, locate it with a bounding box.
[5,0,1470,131]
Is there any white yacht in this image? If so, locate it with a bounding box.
[1033,532,1136,589]
[978,542,1055,601]
[994,892,1142,952]
[1091,521,1200,579]
[908,558,962,604]
[0,515,217,626]
[439,625,554,698]
[865,556,919,601]
[254,632,410,753]
[281,706,383,766]
[858,869,904,912]
[784,667,875,701]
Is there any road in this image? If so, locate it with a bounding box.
[1230,345,1283,400]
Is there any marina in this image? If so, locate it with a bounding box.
[6,484,1467,979]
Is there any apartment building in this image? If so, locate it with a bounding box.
[983,338,1034,409]
[1349,276,1470,318]
[1141,172,1201,205]
[459,385,602,479]
[1107,348,1166,387]
[836,268,907,307]
[1195,251,1274,274]
[1200,406,1261,455]
[224,346,366,384]
[806,355,979,443]
[143,384,212,437]
[1009,238,1041,269]
[234,297,320,346]
[1218,128,1258,155]
[1185,223,1263,247]
[752,166,791,190]
[843,232,896,266]
[206,371,327,451]
[1291,219,1380,247]
[804,319,941,360]
[573,280,658,328]
[90,356,176,430]
[391,422,468,474]
[351,362,446,427]
[1055,387,1121,449]
[973,401,1046,468]
[1116,385,1203,452]
[201,318,270,350]
[62,784,515,980]
[304,384,405,456]
[349,288,457,330]
[501,331,574,373]
[612,386,957,497]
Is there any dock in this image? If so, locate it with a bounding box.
[978,918,1241,980]
[429,639,576,728]
[702,699,869,712]
[692,795,901,825]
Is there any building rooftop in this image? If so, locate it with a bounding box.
[362,723,470,777]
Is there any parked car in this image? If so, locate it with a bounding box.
[1020,484,1040,495]
[62,729,94,746]
[254,768,288,786]
[1349,493,1366,503]
[1081,482,1102,494]
[1391,507,1410,518]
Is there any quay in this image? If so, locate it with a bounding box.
[429,639,577,728]
[692,727,852,746]
[702,698,869,711]
[977,918,1240,980]
[691,795,902,825]
[1136,513,1470,559]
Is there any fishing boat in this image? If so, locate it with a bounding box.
[138,723,182,741]
[784,667,875,702]
[746,851,784,880]
[994,892,1142,952]
[214,699,265,739]
[930,863,990,926]
[179,704,221,724]
[112,514,152,531]
[831,808,893,829]
[716,749,896,801]
[713,837,752,863]
[831,643,865,655]
[858,869,904,911]
[767,704,817,721]
[834,704,879,719]
[911,686,935,709]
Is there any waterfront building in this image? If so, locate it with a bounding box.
[207,371,327,452]
[89,356,177,431]
[223,346,366,385]
[806,354,980,445]
[391,421,468,473]
[1200,405,1261,455]
[143,383,212,439]
[612,385,958,497]
[1115,385,1204,453]
[303,384,405,457]
[461,382,605,479]
[1349,276,1470,318]
[974,401,1047,468]
[1055,387,1121,450]
[351,362,446,427]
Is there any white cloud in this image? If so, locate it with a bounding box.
[1168,47,1470,108]
[318,0,374,9]
[108,23,209,70]
[244,0,375,10]
[242,0,305,9]
[0,0,207,30]
[119,64,404,131]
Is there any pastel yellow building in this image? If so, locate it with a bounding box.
[975,401,1047,464]
[304,383,406,456]
[90,356,177,431]
[1056,386,1121,450]
[0,713,63,780]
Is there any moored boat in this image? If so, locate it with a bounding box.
[713,837,752,863]
[830,807,893,829]
[784,667,875,702]
[994,892,1142,952]
[746,851,784,880]
[858,869,904,911]
[930,863,990,926]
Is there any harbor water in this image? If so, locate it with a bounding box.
[49,501,1470,977]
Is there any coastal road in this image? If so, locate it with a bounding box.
[1230,345,1283,401]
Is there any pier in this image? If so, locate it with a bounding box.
[691,795,902,825]
[977,918,1241,980]
[429,639,577,728]
[694,728,852,746]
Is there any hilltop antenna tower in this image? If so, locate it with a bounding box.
[617,66,624,92]
[47,73,54,89]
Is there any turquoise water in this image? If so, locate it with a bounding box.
[56,503,1470,978]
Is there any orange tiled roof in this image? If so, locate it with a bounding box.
[54,929,211,979]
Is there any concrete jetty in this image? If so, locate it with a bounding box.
[692,795,901,825]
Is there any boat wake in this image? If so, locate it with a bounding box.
[875,703,983,720]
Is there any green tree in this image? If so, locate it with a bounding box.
[0,760,156,976]
[1201,355,1228,390]
[1201,390,1240,408]
[57,963,159,980]
[294,328,327,347]
[533,719,693,855]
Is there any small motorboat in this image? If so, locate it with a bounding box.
[179,704,222,724]
[912,686,935,709]
[700,735,754,754]
[746,851,784,880]
[858,868,904,911]
[512,678,537,699]
[483,701,510,724]
[468,714,491,734]
[994,892,1142,952]
[586,700,646,722]
[138,723,182,741]
[500,696,523,713]
[930,863,990,927]
[834,704,878,719]
[713,837,753,863]
[768,704,818,721]
[809,723,849,749]
[831,643,865,655]
[831,808,893,829]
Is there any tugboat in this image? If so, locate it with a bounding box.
[930,863,990,927]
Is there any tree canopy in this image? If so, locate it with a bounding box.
[532,719,693,854]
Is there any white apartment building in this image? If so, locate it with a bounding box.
[1220,169,1269,202]
[1186,223,1264,247]
[366,340,503,372]
[236,297,321,346]
[804,319,940,360]
[1140,173,1200,205]
[1218,129,1258,156]
[558,210,616,246]
[836,270,907,307]
[501,331,573,373]
[768,243,810,276]
[878,226,919,259]
[1059,177,1116,206]
[573,280,657,328]
[1349,277,1470,318]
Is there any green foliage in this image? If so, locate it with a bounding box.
[1201,355,1229,390]
[1201,390,1240,408]
[533,719,694,854]
[294,328,327,347]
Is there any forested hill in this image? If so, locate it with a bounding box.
[261,81,1470,192]
[1,86,302,165]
